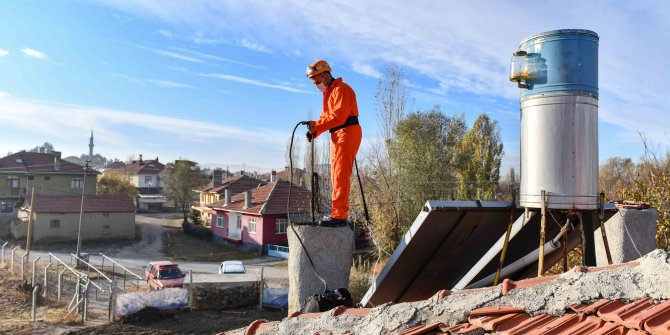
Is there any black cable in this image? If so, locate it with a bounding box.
[288,121,327,292]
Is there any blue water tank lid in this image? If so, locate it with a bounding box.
[519,29,599,46]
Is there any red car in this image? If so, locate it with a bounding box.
[145,261,185,290]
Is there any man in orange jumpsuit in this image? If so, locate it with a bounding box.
[305,60,362,227]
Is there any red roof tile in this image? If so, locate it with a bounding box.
[200,175,264,194]
[28,194,136,213]
[105,159,164,175]
[209,180,310,215]
[0,152,91,174]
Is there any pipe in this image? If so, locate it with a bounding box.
[452,211,536,290]
[467,224,570,289]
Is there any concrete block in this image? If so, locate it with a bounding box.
[288,225,353,314]
[595,208,658,266]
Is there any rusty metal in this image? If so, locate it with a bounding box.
[494,186,516,286]
[538,190,546,277]
[599,192,613,265]
[562,225,568,272]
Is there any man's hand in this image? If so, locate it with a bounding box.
[306,121,316,142]
[306,131,313,142]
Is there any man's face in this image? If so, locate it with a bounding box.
[310,73,326,86]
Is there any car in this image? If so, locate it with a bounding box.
[145,261,185,290]
[218,260,246,274]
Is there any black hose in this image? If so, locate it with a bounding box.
[288,121,328,292]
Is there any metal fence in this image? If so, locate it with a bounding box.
[0,239,149,324]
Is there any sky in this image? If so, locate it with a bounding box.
[0,1,669,174]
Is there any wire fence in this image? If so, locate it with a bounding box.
[0,239,149,324]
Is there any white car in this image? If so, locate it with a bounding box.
[219,260,246,274]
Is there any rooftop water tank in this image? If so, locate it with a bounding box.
[511,29,599,210]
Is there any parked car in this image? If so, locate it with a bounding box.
[218,260,246,274]
[145,261,185,289]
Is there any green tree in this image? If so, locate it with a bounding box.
[394,108,466,233]
[162,160,208,223]
[599,156,635,200]
[97,172,138,198]
[455,113,504,200]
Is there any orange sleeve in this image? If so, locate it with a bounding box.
[314,84,356,137]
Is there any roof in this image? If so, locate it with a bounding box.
[220,249,670,335]
[149,261,178,267]
[200,175,264,194]
[105,159,164,175]
[0,151,91,174]
[26,194,136,213]
[276,167,305,181]
[208,180,310,215]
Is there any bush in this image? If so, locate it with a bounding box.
[182,221,212,240]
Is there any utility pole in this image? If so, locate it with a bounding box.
[25,186,36,258]
[76,161,90,258]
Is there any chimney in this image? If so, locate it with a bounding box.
[244,190,252,209]
[52,151,61,159]
[155,157,159,162]
[54,157,60,171]
[270,170,277,183]
[224,188,231,206]
[213,169,223,187]
[139,154,144,165]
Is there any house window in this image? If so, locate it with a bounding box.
[276,219,288,234]
[5,176,19,189]
[248,218,257,233]
[50,220,60,229]
[145,176,152,184]
[236,216,242,229]
[0,202,13,213]
[27,176,34,181]
[71,177,83,189]
[44,176,51,181]
[216,215,224,228]
[103,212,110,217]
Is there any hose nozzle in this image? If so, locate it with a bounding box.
[299,120,310,125]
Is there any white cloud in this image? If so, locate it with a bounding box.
[190,31,225,45]
[200,73,308,93]
[21,48,47,59]
[173,47,266,69]
[0,92,10,98]
[115,74,195,89]
[237,39,272,53]
[351,63,381,79]
[158,29,174,38]
[0,49,9,57]
[136,45,203,63]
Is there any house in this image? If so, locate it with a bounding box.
[12,194,136,242]
[207,180,311,253]
[0,151,97,225]
[105,154,167,211]
[192,172,264,226]
[219,249,670,335]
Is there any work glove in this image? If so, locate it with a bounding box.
[306,121,316,142]
[306,131,313,142]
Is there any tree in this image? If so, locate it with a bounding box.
[393,108,466,233]
[97,172,138,198]
[162,160,208,222]
[29,142,54,153]
[599,157,635,200]
[455,114,504,200]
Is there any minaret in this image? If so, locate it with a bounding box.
[88,130,94,161]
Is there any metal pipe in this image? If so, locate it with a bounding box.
[1,241,8,264]
[58,269,66,301]
[21,251,28,280]
[494,188,516,286]
[31,285,39,321]
[452,211,536,290]
[70,253,112,284]
[467,226,570,289]
[538,190,547,277]
[599,192,613,265]
[32,256,41,286]
[10,246,18,274]
[44,263,52,297]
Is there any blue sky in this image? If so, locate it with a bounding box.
[0,1,668,174]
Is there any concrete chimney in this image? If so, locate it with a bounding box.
[139,154,144,165]
[51,151,61,159]
[244,190,252,209]
[54,157,60,171]
[270,170,277,183]
[224,188,231,206]
[213,169,223,187]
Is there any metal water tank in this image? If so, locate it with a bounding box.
[511,29,599,210]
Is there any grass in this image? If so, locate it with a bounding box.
[161,228,257,262]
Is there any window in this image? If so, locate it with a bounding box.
[236,216,242,229]
[216,215,224,228]
[248,218,257,233]
[103,212,110,217]
[71,177,83,189]
[0,202,13,213]
[27,176,34,181]
[276,219,288,234]
[44,176,50,181]
[145,176,152,184]
[50,220,60,229]
[5,176,18,189]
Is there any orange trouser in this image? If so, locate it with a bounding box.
[329,124,362,219]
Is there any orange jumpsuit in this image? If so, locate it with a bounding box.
[313,77,362,220]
